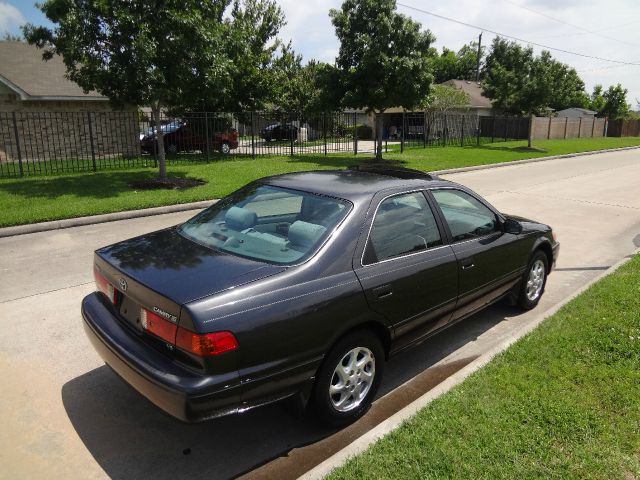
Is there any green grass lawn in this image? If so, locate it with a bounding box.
[328,254,640,480]
[1,137,639,227]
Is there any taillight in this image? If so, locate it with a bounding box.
[175,328,238,356]
[140,308,178,343]
[94,267,119,304]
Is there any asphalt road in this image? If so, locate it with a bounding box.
[1,149,639,479]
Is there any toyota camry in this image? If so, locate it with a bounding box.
[82,166,559,426]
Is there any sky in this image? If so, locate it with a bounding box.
[2,0,639,109]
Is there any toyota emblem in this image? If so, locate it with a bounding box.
[119,278,128,291]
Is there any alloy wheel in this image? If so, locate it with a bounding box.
[526,259,545,302]
[329,347,375,412]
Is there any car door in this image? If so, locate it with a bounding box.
[353,191,459,352]
[429,188,523,320]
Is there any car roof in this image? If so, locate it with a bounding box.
[263,168,454,203]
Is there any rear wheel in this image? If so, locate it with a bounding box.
[518,251,548,310]
[219,142,231,155]
[312,330,384,427]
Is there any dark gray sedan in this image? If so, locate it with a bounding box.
[82,166,559,426]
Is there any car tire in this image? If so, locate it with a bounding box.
[166,144,178,155]
[517,250,548,310]
[312,330,384,427]
[219,142,231,155]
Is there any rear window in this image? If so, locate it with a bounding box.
[179,185,350,265]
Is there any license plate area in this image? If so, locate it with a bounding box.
[119,295,143,333]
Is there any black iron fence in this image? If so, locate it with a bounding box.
[0,111,359,177]
[382,113,531,152]
[0,110,537,178]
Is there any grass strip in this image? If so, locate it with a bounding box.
[1,137,639,227]
[328,254,640,480]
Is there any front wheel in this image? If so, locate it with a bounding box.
[312,330,384,427]
[518,251,548,310]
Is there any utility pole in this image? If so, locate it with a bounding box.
[475,32,483,82]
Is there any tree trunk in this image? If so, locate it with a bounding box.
[528,113,534,148]
[375,111,384,160]
[152,103,167,180]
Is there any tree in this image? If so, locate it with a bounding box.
[23,0,283,179]
[546,61,588,111]
[422,84,470,143]
[270,54,342,113]
[330,0,435,159]
[600,84,629,119]
[456,41,484,81]
[430,48,459,84]
[196,0,285,112]
[422,84,470,113]
[589,85,606,114]
[483,38,588,147]
[2,33,24,41]
[430,41,484,84]
[431,42,484,83]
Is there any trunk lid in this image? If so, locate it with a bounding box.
[96,227,285,305]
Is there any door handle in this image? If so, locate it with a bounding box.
[372,284,393,300]
[461,258,475,270]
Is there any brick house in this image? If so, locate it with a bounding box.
[0,42,139,164]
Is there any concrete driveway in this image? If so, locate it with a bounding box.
[1,149,639,479]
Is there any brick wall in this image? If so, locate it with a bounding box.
[0,94,140,164]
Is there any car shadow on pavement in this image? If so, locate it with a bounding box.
[61,303,520,480]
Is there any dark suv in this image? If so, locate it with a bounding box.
[260,123,298,142]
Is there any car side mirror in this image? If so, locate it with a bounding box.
[503,218,523,235]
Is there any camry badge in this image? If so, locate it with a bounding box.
[119,278,128,291]
[153,307,178,323]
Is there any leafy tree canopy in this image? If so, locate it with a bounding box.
[430,41,484,84]
[422,84,470,113]
[329,0,435,113]
[23,0,284,178]
[482,37,587,116]
[329,0,435,158]
[2,32,24,41]
[600,84,630,119]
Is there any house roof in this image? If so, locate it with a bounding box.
[441,79,493,109]
[0,42,108,101]
[556,107,597,115]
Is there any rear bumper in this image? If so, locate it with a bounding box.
[81,293,242,422]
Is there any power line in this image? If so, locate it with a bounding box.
[396,2,640,66]
[542,20,639,39]
[500,0,638,47]
[577,62,640,73]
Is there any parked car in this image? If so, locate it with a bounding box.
[260,123,298,142]
[82,166,559,426]
[140,120,239,155]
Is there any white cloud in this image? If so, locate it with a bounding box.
[275,0,640,108]
[0,2,26,35]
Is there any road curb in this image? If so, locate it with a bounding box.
[299,248,640,480]
[0,200,216,238]
[1,145,637,238]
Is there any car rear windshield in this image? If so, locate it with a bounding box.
[179,185,351,265]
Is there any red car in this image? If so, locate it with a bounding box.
[140,120,239,155]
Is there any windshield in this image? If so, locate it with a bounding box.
[179,185,351,265]
[141,121,182,137]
